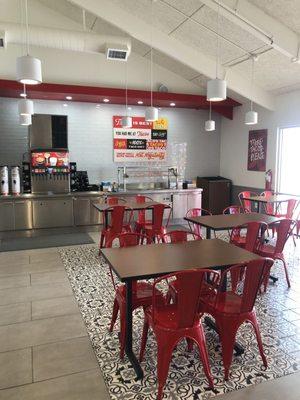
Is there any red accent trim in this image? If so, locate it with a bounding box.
[0,79,241,119]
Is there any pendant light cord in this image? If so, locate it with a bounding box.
[250,56,254,111]
[24,0,29,56]
[125,57,128,116]
[216,2,220,79]
[209,101,212,120]
[150,0,153,107]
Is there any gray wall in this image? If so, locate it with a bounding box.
[0,97,221,184]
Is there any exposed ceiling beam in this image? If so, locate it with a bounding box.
[201,0,300,61]
[69,0,275,110]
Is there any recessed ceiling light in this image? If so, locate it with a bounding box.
[63,103,68,107]
[170,102,176,107]
[66,96,72,100]
[127,106,132,110]
[20,93,26,98]
[158,107,162,110]
[96,104,101,108]
[137,101,143,104]
[103,98,110,103]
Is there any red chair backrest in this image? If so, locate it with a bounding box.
[163,230,202,243]
[238,191,257,212]
[136,195,153,224]
[273,218,294,253]
[107,232,147,247]
[260,191,274,214]
[147,203,166,231]
[107,205,126,233]
[230,221,267,252]
[286,199,297,218]
[223,205,244,215]
[153,269,220,329]
[186,208,211,236]
[107,196,126,205]
[218,259,273,314]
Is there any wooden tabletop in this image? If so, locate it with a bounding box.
[241,194,296,203]
[101,238,262,281]
[93,201,171,212]
[184,212,280,230]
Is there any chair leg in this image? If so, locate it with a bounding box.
[192,328,214,388]
[99,232,105,253]
[139,318,149,362]
[156,336,175,400]
[279,257,291,288]
[217,319,239,380]
[109,298,119,332]
[248,314,268,369]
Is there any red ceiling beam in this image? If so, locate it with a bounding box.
[0,79,241,119]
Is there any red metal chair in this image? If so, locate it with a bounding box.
[139,269,218,399]
[142,203,171,243]
[186,208,212,237]
[99,205,133,249]
[163,229,202,243]
[238,191,258,213]
[200,258,273,380]
[134,195,153,233]
[107,233,163,359]
[256,219,295,290]
[260,191,275,215]
[230,221,267,290]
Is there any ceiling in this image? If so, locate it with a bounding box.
[3,0,300,107]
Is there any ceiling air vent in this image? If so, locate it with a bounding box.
[0,31,6,48]
[105,43,130,61]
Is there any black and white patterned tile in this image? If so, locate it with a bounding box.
[59,236,300,399]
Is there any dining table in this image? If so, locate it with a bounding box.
[185,212,281,239]
[101,238,263,379]
[240,194,296,213]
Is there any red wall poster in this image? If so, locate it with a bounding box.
[247,129,268,172]
[113,116,168,162]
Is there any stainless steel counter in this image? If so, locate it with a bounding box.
[0,188,202,232]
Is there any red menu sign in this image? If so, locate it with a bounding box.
[113,116,168,162]
[247,129,267,171]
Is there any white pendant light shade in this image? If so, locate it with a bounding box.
[245,110,258,125]
[18,99,34,115]
[122,115,132,128]
[19,114,32,126]
[207,79,227,102]
[205,120,215,131]
[16,55,42,85]
[145,106,158,122]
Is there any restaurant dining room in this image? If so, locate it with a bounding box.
[1,0,300,399]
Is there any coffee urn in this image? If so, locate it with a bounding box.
[0,166,9,195]
[11,166,21,195]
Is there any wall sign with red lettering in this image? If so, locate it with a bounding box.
[247,129,268,171]
[113,116,168,162]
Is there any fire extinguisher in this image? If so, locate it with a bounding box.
[265,169,272,190]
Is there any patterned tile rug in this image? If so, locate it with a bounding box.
[59,236,300,399]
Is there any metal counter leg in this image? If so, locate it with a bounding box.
[125,280,144,379]
[206,228,211,239]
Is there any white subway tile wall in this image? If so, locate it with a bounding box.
[0,98,221,184]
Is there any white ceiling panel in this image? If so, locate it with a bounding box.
[38,0,96,29]
[109,0,186,34]
[249,0,300,35]
[171,19,245,66]
[161,0,204,17]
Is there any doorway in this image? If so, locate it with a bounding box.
[277,126,300,195]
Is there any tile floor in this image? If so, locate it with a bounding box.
[0,232,300,399]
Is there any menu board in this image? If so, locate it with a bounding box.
[113,116,168,162]
[247,129,267,172]
[31,151,69,167]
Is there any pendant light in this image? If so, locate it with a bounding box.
[145,0,158,122]
[205,102,215,131]
[18,84,34,116]
[19,114,32,126]
[245,56,258,125]
[16,0,42,85]
[207,2,227,102]
[122,54,132,128]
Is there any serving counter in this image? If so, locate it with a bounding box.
[0,188,202,232]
